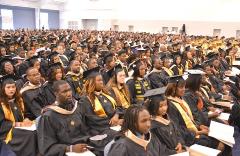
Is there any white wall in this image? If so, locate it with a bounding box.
[59,0,240,37]
[2,0,240,37]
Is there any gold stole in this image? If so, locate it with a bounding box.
[200,87,209,100]
[162,67,173,76]
[93,93,116,117]
[112,87,130,109]
[168,97,199,137]
[1,99,24,143]
[125,130,151,150]
[178,65,184,75]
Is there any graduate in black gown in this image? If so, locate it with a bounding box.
[127,59,151,104]
[170,54,185,75]
[108,105,175,156]
[183,70,211,126]
[106,64,131,118]
[32,62,64,109]
[37,80,91,156]
[101,52,116,84]
[166,75,225,151]
[0,75,37,156]
[160,54,174,77]
[20,67,43,120]
[144,87,185,154]
[0,57,19,78]
[65,60,83,100]
[147,57,166,88]
[79,67,120,150]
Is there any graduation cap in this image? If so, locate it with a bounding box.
[144,87,167,113]
[0,74,16,83]
[144,87,167,98]
[187,69,205,75]
[136,46,146,52]
[0,56,14,66]
[168,75,185,83]
[83,66,100,79]
[206,52,218,60]
[202,58,215,65]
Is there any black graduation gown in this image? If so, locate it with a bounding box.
[127,78,151,105]
[220,59,230,71]
[37,103,89,156]
[208,75,223,93]
[167,100,196,146]
[108,133,175,156]
[151,119,185,152]
[170,64,184,76]
[0,140,16,156]
[79,95,117,134]
[65,74,82,100]
[102,70,111,85]
[148,71,166,89]
[167,100,218,148]
[32,82,56,110]
[79,95,118,149]
[0,101,38,156]
[21,86,42,120]
[183,90,209,126]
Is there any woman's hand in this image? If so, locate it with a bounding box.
[199,125,209,131]
[109,114,119,126]
[175,143,183,153]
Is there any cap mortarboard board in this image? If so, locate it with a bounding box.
[0,56,14,66]
[0,74,16,83]
[83,66,100,79]
[187,69,205,75]
[168,75,185,83]
[202,58,215,65]
[206,52,218,59]
[136,46,146,52]
[144,87,167,98]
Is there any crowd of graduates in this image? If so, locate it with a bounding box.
[0,29,240,156]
